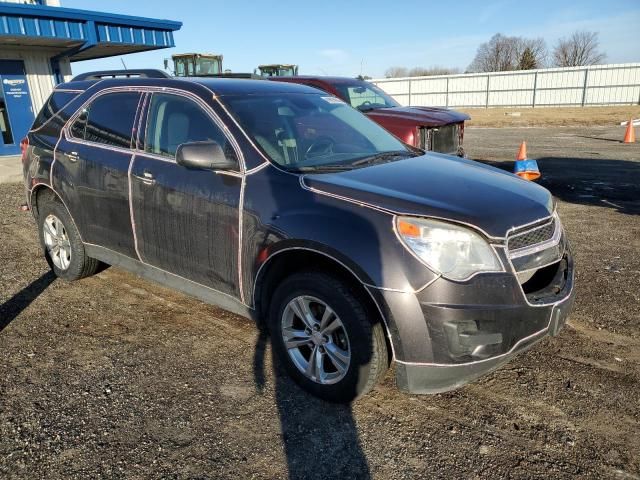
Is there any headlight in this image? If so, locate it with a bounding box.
[396,217,503,281]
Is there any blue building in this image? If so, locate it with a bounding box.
[0,0,181,156]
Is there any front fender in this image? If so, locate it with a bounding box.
[246,193,438,295]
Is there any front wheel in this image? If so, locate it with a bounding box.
[269,271,388,403]
[37,196,101,281]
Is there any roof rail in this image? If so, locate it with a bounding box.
[207,72,262,79]
[71,69,171,81]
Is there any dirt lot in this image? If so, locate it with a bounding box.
[1,126,639,479]
[461,106,640,128]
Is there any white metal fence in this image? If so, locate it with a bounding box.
[371,63,640,108]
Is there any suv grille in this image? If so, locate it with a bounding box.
[508,217,557,252]
[419,124,460,154]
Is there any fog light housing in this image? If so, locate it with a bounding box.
[443,320,503,360]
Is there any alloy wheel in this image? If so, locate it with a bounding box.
[43,214,71,270]
[281,295,351,385]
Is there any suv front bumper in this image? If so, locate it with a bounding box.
[378,252,575,394]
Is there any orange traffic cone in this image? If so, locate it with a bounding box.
[623,118,636,143]
[516,141,527,161]
[513,141,540,181]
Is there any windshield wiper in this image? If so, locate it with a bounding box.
[293,164,353,172]
[350,151,414,167]
[291,151,415,172]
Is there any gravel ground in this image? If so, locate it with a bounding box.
[1,126,639,479]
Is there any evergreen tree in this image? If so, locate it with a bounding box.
[518,47,538,70]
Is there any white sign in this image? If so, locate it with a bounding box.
[3,78,26,87]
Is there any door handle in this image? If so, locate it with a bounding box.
[65,151,79,162]
[132,170,156,185]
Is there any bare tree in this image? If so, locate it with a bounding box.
[384,66,409,78]
[468,34,518,72]
[552,31,606,67]
[468,34,547,72]
[385,65,461,78]
[408,66,461,77]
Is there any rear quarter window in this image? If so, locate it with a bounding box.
[31,91,81,131]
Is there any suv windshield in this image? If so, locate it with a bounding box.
[334,81,400,112]
[223,93,414,172]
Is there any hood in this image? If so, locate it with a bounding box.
[302,154,553,238]
[365,106,470,127]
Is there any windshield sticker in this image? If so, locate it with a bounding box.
[321,96,345,104]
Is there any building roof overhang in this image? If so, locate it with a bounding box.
[0,3,182,61]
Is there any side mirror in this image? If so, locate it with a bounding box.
[76,108,88,123]
[176,141,238,171]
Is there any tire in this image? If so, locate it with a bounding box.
[268,271,388,403]
[37,195,101,281]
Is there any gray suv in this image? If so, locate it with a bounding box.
[22,70,575,402]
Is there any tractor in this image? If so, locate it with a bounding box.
[254,64,299,77]
[166,53,223,77]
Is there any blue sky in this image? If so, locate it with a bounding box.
[65,0,640,78]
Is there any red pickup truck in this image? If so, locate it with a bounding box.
[270,76,469,156]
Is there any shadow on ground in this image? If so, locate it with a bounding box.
[253,325,371,480]
[476,157,640,215]
[574,135,626,144]
[0,270,56,332]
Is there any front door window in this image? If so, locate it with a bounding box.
[144,92,236,164]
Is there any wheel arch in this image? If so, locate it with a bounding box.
[30,184,59,218]
[253,246,396,361]
[30,184,84,244]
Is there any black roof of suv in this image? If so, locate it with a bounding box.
[23,70,575,402]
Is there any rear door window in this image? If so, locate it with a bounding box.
[70,92,141,149]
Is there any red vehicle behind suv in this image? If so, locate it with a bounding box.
[271,76,469,156]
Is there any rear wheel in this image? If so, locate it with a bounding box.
[37,196,100,281]
[269,271,388,403]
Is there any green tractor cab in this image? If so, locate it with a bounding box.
[255,64,299,77]
[166,53,223,77]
